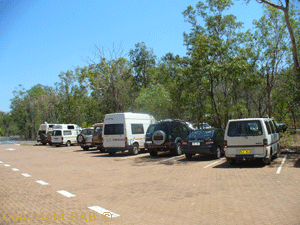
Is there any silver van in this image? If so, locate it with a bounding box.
[224,118,280,165]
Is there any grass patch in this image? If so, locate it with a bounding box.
[280,131,300,153]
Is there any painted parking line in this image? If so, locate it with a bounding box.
[57,190,76,198]
[4,164,10,167]
[204,158,226,168]
[12,168,19,171]
[119,154,143,159]
[36,180,49,185]
[276,154,287,174]
[154,155,184,163]
[22,173,31,177]
[88,206,120,218]
[6,148,15,151]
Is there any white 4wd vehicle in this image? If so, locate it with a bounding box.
[224,118,281,165]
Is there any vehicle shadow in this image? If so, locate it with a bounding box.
[213,159,265,169]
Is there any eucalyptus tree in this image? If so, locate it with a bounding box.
[183,0,250,128]
[252,5,289,118]
[129,42,156,90]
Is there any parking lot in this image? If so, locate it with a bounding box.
[0,144,300,224]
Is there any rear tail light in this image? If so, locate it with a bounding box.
[224,140,227,148]
[204,139,214,146]
[263,139,268,147]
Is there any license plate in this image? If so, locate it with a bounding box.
[240,150,251,154]
[192,142,201,146]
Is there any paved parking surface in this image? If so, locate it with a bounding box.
[0,144,300,224]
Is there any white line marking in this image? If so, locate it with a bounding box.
[12,168,19,171]
[6,148,15,151]
[154,155,184,163]
[120,154,142,159]
[88,206,120,217]
[57,190,76,198]
[276,154,287,174]
[4,164,10,167]
[22,173,31,177]
[0,161,3,163]
[204,158,225,168]
[36,180,49,185]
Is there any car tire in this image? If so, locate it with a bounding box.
[215,147,221,159]
[66,141,71,147]
[83,146,89,151]
[149,149,158,157]
[173,142,183,156]
[130,143,139,155]
[262,156,271,165]
[185,153,193,160]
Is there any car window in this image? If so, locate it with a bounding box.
[131,124,144,134]
[81,129,93,135]
[67,125,75,129]
[52,130,62,136]
[104,124,124,135]
[271,120,278,133]
[64,130,72,135]
[146,124,155,134]
[268,121,275,134]
[227,120,263,137]
[189,130,214,140]
[264,121,272,134]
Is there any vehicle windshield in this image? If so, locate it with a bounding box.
[104,124,124,135]
[81,129,93,135]
[52,130,62,136]
[227,120,263,137]
[188,130,214,140]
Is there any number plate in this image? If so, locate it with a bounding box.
[192,142,201,146]
[240,150,251,154]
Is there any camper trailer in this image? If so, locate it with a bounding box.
[51,124,81,147]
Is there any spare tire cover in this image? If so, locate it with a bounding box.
[77,134,86,143]
[152,130,166,145]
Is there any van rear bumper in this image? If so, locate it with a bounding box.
[105,146,132,153]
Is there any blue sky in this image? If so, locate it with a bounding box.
[0,0,264,113]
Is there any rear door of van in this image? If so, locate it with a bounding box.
[226,120,265,157]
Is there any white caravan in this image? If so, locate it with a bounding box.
[224,118,281,165]
[37,123,56,145]
[51,124,81,147]
[103,112,156,155]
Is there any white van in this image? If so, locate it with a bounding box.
[103,112,156,155]
[51,124,81,147]
[37,123,56,145]
[224,118,281,165]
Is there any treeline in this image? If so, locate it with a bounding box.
[1,0,300,139]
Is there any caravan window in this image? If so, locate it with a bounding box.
[67,125,75,129]
[104,124,124,135]
[131,124,144,134]
[64,130,72,135]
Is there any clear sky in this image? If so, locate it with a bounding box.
[0,0,264,113]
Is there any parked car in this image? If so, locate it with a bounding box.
[198,122,212,129]
[224,118,281,165]
[77,128,95,150]
[182,128,224,160]
[275,122,288,132]
[37,123,56,145]
[51,124,81,147]
[92,123,105,152]
[144,119,191,156]
[103,112,156,155]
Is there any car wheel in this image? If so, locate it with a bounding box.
[262,156,271,165]
[130,143,139,155]
[185,153,194,160]
[83,146,89,151]
[215,147,221,159]
[173,142,183,156]
[149,149,158,157]
[227,158,236,165]
[66,141,71,147]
